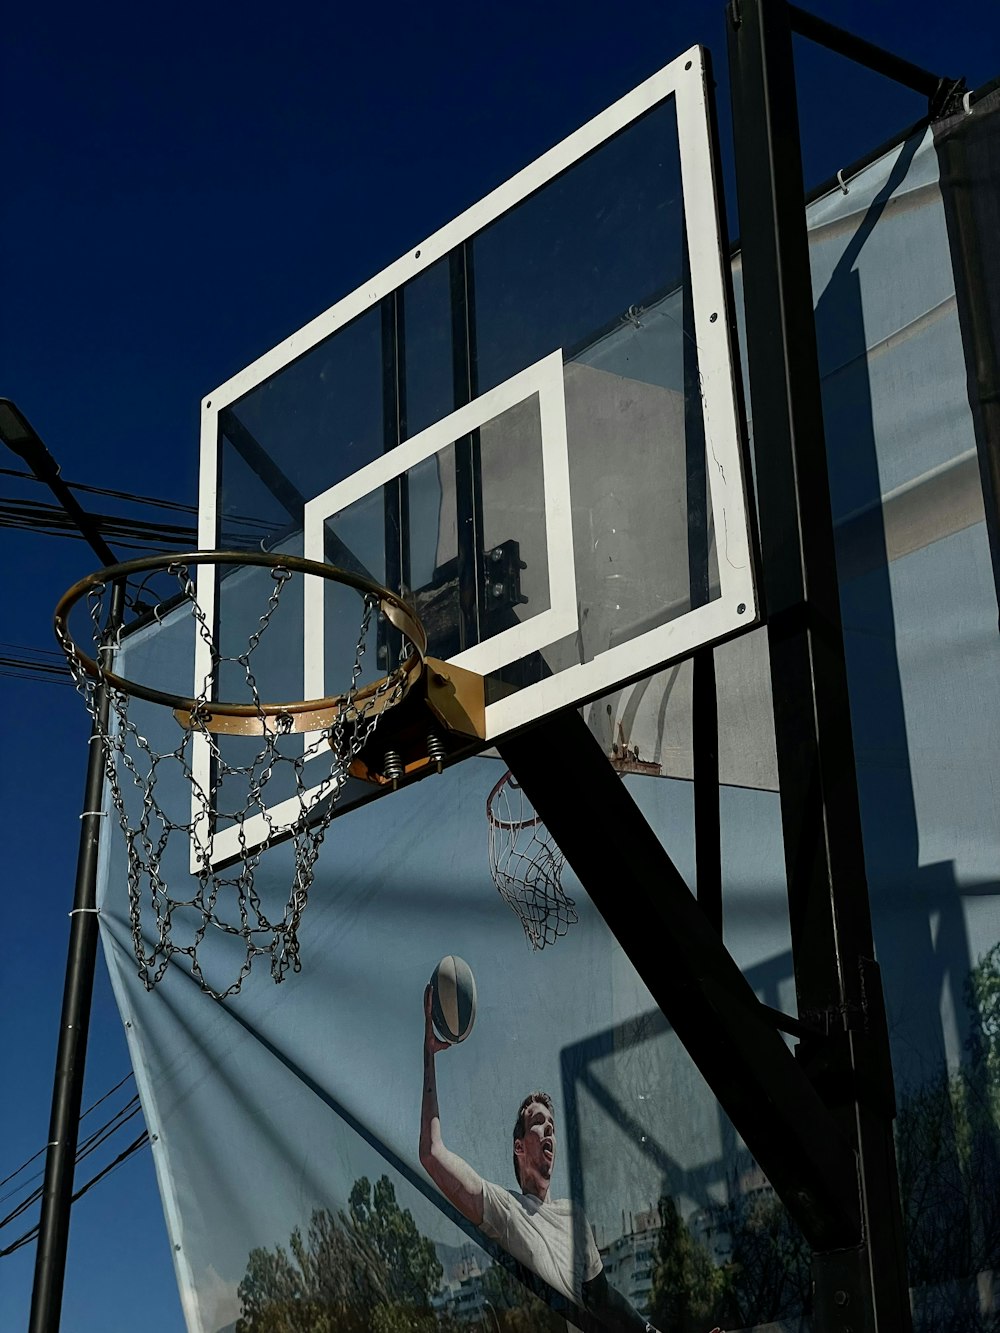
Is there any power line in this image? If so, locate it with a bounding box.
[0,1082,149,1256]
[0,1133,150,1258]
[1,467,274,542]
[0,466,199,515]
[0,644,73,686]
[0,1073,136,1193]
[0,1099,142,1221]
[0,497,198,549]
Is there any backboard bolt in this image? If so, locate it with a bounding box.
[492,582,505,597]
[737,602,746,614]
[427,731,446,771]
[710,311,718,322]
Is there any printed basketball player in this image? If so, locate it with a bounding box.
[419,988,722,1333]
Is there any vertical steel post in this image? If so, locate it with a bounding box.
[450,244,485,651]
[382,291,409,666]
[683,232,722,931]
[727,1,912,1326]
[934,106,1000,627]
[29,580,125,1333]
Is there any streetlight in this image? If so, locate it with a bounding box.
[0,399,116,566]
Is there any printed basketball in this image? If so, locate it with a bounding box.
[430,955,477,1044]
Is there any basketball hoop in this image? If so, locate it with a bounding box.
[55,550,426,999]
[487,769,578,949]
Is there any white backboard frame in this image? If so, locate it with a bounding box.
[195,45,756,868]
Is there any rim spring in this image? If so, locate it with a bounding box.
[427,731,446,770]
[383,749,404,781]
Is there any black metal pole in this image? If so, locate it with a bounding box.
[683,49,739,936]
[28,584,123,1331]
[728,1,912,1326]
[683,230,721,931]
[0,400,123,1333]
[382,291,409,666]
[451,244,485,652]
[933,105,1000,630]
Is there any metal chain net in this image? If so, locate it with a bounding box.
[59,561,407,1000]
[486,770,578,949]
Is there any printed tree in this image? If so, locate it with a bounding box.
[718,1184,810,1328]
[237,1175,442,1333]
[648,1196,729,1333]
[895,943,1000,1332]
[349,1176,444,1313]
[477,1259,565,1333]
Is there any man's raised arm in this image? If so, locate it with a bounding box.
[419,984,485,1225]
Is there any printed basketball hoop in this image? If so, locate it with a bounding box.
[54,551,430,999]
[487,769,578,949]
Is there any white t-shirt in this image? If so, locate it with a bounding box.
[480,1178,603,1304]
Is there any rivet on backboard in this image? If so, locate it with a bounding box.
[737,602,746,614]
[710,312,718,322]
[205,400,211,409]
[415,249,421,258]
[685,60,692,70]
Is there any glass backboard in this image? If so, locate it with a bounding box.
[196,46,756,866]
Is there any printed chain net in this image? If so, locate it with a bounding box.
[487,770,578,949]
[60,562,406,1000]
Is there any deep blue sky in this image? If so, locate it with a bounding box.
[2,3,996,1330]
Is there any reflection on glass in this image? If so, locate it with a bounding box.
[219,305,385,551]
[402,257,456,439]
[472,100,684,395]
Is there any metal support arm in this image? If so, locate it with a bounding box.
[499,709,864,1254]
[785,4,965,117]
